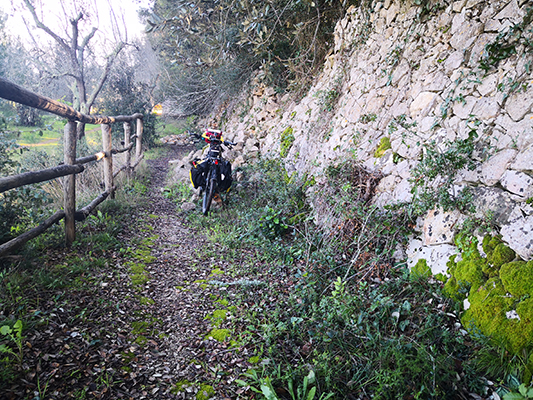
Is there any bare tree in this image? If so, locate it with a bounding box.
[20,0,128,140]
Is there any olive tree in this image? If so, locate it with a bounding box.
[20,0,128,139]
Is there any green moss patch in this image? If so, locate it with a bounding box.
[280,126,295,158]
[196,384,215,400]
[139,296,155,305]
[410,259,431,280]
[206,328,231,342]
[209,268,224,276]
[374,136,391,158]
[171,379,193,394]
[129,262,150,289]
[248,355,261,364]
[443,235,533,355]
[205,309,228,327]
[216,298,229,307]
[500,260,533,297]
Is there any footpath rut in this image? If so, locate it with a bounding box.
[112,144,248,399]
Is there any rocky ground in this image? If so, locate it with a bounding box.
[1,145,258,399]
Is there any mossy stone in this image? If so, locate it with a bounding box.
[488,243,515,269]
[461,278,511,342]
[454,257,486,293]
[410,259,431,280]
[280,126,295,158]
[444,276,464,301]
[500,261,533,297]
[482,234,502,257]
[196,384,215,400]
[444,235,533,355]
[373,137,391,158]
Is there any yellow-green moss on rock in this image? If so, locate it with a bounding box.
[483,235,516,271]
[280,126,295,158]
[462,279,533,354]
[500,260,533,297]
[444,234,533,355]
[410,259,431,280]
[446,243,485,295]
[373,137,391,158]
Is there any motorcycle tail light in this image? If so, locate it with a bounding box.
[215,160,219,165]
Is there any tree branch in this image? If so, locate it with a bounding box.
[86,42,125,109]
[22,0,69,53]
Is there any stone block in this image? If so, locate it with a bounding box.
[469,33,497,66]
[494,114,533,150]
[465,0,484,9]
[481,149,517,185]
[471,186,517,225]
[451,11,466,35]
[452,1,467,13]
[501,215,533,260]
[477,74,498,96]
[471,96,501,120]
[450,20,482,51]
[406,239,458,276]
[455,165,482,184]
[392,178,413,203]
[410,92,440,118]
[376,174,400,193]
[500,170,533,198]
[423,208,462,245]
[511,145,533,171]
[396,160,413,179]
[494,0,524,23]
[385,2,399,26]
[444,51,464,72]
[506,88,533,121]
[391,135,422,159]
[452,95,477,119]
[423,71,450,92]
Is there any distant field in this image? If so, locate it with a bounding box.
[6,117,103,156]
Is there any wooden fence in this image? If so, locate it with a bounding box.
[0,77,145,257]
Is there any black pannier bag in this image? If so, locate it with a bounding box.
[189,159,207,189]
[218,160,233,192]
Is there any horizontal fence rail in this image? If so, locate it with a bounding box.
[0,77,145,257]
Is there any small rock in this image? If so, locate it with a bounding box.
[181,202,196,211]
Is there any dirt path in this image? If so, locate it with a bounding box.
[109,144,250,399]
[2,145,252,399]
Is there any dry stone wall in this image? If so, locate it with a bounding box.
[196,0,533,267]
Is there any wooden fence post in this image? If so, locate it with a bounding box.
[64,121,77,246]
[101,123,114,199]
[124,121,131,175]
[136,118,143,161]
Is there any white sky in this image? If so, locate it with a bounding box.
[1,0,153,49]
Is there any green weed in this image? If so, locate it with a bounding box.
[187,156,495,398]
[408,130,478,216]
[0,319,23,364]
